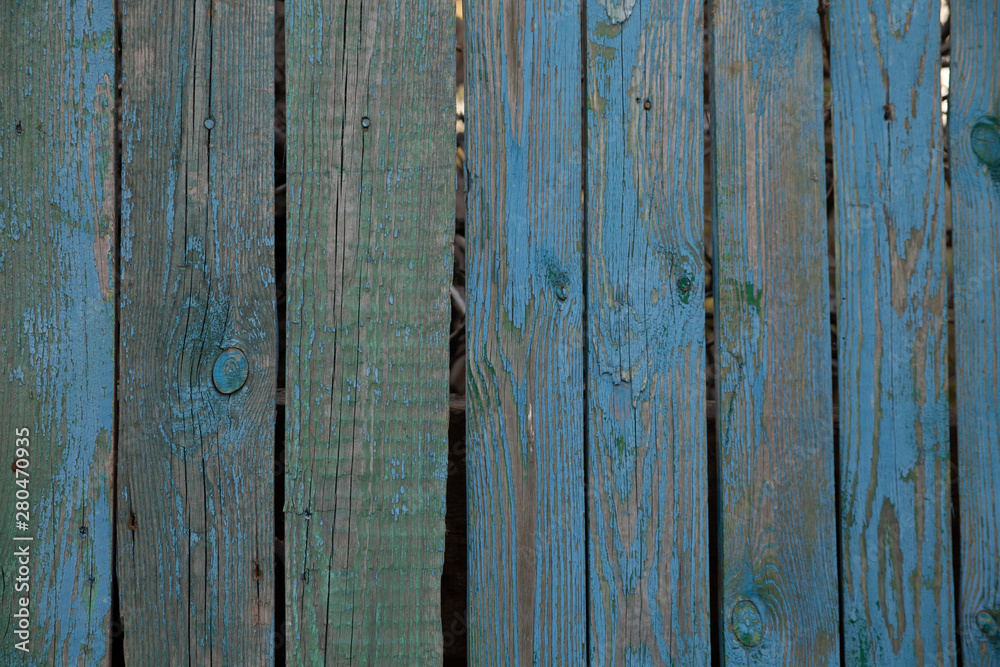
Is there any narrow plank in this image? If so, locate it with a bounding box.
[117,1,276,663]
[830,1,955,663]
[0,1,115,663]
[950,0,1000,662]
[465,0,587,658]
[283,0,453,659]
[711,0,839,662]
[585,0,710,662]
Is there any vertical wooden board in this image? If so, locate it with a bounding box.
[830,2,955,664]
[465,0,587,659]
[585,0,709,663]
[283,0,453,660]
[0,1,115,664]
[711,0,839,663]
[118,1,275,663]
[950,0,1000,662]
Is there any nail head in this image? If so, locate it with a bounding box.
[213,348,248,394]
[643,99,652,110]
[730,599,763,647]
[204,118,215,130]
[361,116,371,129]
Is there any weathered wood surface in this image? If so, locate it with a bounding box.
[711,0,839,663]
[951,0,1000,662]
[465,0,587,659]
[117,1,276,663]
[283,0,453,660]
[585,0,709,662]
[830,1,955,664]
[0,1,116,664]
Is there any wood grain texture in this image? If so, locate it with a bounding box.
[710,0,839,663]
[283,0,453,660]
[465,0,587,659]
[830,1,956,664]
[117,1,276,663]
[950,0,1000,663]
[0,1,116,664]
[585,0,710,663]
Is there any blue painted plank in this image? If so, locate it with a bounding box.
[830,1,956,663]
[465,0,588,659]
[950,0,1000,662]
[711,0,840,662]
[0,1,116,664]
[117,1,276,662]
[585,0,710,663]
[283,0,454,660]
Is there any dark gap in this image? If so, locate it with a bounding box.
[579,0,592,659]
[111,0,125,663]
[817,4,845,666]
[441,0,468,662]
[702,0,720,664]
[941,2,961,662]
[274,1,287,665]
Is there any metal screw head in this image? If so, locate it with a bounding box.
[971,117,1000,167]
[730,599,764,647]
[977,610,999,638]
[361,116,371,129]
[643,99,652,111]
[213,348,248,394]
[204,118,215,130]
[555,283,568,301]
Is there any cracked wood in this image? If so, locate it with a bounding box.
[117,0,276,663]
[283,0,454,661]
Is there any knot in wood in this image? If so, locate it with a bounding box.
[730,599,763,647]
[971,118,1000,167]
[213,348,249,394]
[976,610,999,638]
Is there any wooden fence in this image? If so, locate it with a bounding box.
[0,0,997,664]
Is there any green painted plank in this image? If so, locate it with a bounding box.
[283,0,453,660]
[585,0,710,663]
[464,0,587,658]
[951,0,1000,662]
[830,2,956,664]
[0,1,116,664]
[710,0,839,662]
[117,1,276,663]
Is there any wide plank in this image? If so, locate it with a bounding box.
[711,0,840,662]
[830,1,955,663]
[950,0,1000,662]
[585,0,710,662]
[0,1,116,664]
[465,0,588,659]
[283,0,454,660]
[117,1,276,663]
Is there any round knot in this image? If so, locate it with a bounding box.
[971,118,1000,167]
[213,348,248,394]
[977,610,998,638]
[730,599,764,647]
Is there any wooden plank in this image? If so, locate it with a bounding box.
[950,0,1000,662]
[464,0,587,659]
[117,1,276,663]
[710,1,839,663]
[0,1,116,663]
[830,1,955,664]
[585,0,710,663]
[283,0,453,660]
